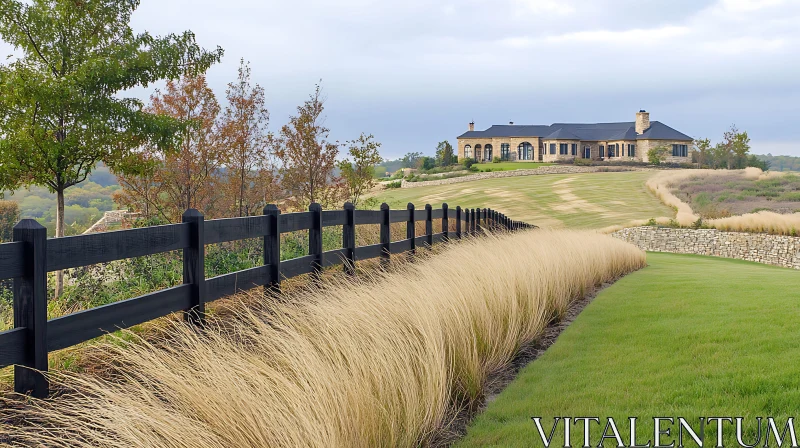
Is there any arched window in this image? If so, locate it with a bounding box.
[517,142,533,161]
[474,144,482,161]
[484,144,493,161]
[464,145,472,159]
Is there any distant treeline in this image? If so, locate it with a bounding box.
[755,154,800,172]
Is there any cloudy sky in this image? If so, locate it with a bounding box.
[16,0,800,158]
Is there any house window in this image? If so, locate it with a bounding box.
[550,143,556,154]
[518,142,533,160]
[628,144,636,157]
[484,144,494,161]
[464,145,472,159]
[559,143,568,155]
[672,144,688,157]
[571,143,577,156]
[583,146,591,159]
[608,144,615,158]
[500,143,510,161]
[599,145,605,158]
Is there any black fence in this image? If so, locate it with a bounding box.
[0,202,534,397]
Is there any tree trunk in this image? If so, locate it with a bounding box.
[55,188,65,298]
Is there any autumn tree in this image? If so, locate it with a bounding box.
[274,83,343,210]
[0,0,222,295]
[435,140,454,167]
[339,133,382,208]
[693,138,711,167]
[116,75,224,222]
[218,59,276,217]
[0,200,19,242]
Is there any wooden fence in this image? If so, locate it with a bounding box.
[0,202,534,397]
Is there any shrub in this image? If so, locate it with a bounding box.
[461,158,477,169]
[385,180,402,189]
[492,156,501,163]
[573,158,593,167]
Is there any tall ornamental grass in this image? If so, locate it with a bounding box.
[1,230,646,447]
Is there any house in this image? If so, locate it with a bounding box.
[457,110,693,164]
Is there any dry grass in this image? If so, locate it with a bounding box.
[644,169,800,235]
[0,230,645,448]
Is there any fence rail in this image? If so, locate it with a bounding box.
[0,202,534,397]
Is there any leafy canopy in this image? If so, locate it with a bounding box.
[0,0,224,194]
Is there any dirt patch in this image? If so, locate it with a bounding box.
[433,278,621,447]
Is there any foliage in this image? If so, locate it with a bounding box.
[419,156,436,171]
[274,83,343,210]
[695,125,756,170]
[573,157,593,167]
[491,156,500,163]
[646,145,670,165]
[217,59,277,217]
[692,138,711,166]
[461,158,477,169]
[435,140,454,167]
[757,154,800,172]
[116,75,225,222]
[0,0,223,233]
[0,200,19,242]
[401,152,424,169]
[339,133,382,207]
[384,180,402,189]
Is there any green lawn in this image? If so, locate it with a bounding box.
[473,161,554,172]
[376,171,673,229]
[458,253,800,447]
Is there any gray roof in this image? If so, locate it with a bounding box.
[458,121,692,141]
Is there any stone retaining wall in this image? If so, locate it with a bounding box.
[612,226,800,269]
[400,166,648,188]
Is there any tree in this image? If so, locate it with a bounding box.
[218,59,276,217]
[0,200,19,242]
[728,126,751,169]
[647,145,670,165]
[401,152,423,169]
[420,156,436,171]
[746,154,769,171]
[339,133,382,208]
[693,138,711,167]
[116,75,224,222]
[274,83,343,210]
[0,0,222,296]
[435,140,454,167]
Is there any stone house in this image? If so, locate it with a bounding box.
[457,110,693,164]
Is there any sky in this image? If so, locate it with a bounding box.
[8,0,800,159]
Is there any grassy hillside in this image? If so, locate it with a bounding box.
[375,171,673,229]
[458,253,800,447]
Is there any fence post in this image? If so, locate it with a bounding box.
[425,204,433,248]
[407,203,416,256]
[455,206,462,239]
[182,209,205,326]
[13,220,48,398]
[263,205,281,293]
[343,202,356,276]
[469,208,475,236]
[442,203,449,241]
[309,203,323,282]
[380,203,391,268]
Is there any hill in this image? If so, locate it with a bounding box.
[375,170,673,229]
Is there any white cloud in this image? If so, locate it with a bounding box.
[514,0,576,15]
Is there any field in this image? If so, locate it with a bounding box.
[458,252,800,447]
[473,162,554,172]
[377,171,673,229]
[672,171,800,217]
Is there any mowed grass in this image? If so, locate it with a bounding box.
[376,171,673,229]
[473,162,554,172]
[458,252,800,447]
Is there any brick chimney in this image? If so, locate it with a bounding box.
[469,121,475,132]
[635,110,650,135]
